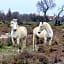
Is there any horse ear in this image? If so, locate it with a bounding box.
[12,19,18,22]
[42,22,43,24]
[39,22,42,26]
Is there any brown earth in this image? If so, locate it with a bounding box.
[0,25,64,64]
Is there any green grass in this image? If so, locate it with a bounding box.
[0,46,18,58]
[0,46,18,64]
[0,45,33,56]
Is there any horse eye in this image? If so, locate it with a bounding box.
[11,23,13,24]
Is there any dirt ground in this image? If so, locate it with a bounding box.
[0,24,64,64]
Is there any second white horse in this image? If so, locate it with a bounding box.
[33,22,53,51]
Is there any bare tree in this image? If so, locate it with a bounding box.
[54,5,64,26]
[37,0,56,21]
[58,5,64,18]
[6,8,12,21]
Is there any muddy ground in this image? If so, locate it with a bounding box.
[0,24,64,64]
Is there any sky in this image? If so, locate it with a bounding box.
[0,0,64,16]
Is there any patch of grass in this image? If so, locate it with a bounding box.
[0,45,18,57]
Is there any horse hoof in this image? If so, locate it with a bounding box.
[21,50,23,53]
[13,45,15,47]
[33,49,35,52]
[17,49,23,53]
[17,49,21,53]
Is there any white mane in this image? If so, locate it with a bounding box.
[43,22,53,38]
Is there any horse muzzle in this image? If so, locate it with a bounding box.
[38,32,41,34]
[13,29,17,32]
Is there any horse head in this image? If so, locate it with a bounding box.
[38,22,43,34]
[10,19,18,31]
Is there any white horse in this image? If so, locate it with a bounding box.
[10,19,27,52]
[33,22,53,51]
[42,22,53,44]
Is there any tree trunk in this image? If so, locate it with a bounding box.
[44,12,46,22]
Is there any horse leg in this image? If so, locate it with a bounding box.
[22,37,26,51]
[17,38,21,53]
[35,37,39,51]
[44,37,47,45]
[49,38,52,45]
[11,37,15,47]
[35,42,39,51]
[33,34,38,51]
[33,34,35,51]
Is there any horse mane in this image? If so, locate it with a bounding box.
[43,22,53,38]
[43,22,52,32]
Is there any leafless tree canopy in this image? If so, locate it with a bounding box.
[37,0,56,16]
[54,5,64,26]
[58,5,64,17]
